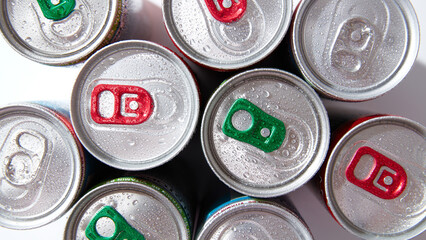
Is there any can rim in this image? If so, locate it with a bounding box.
[291,0,420,101]
[0,103,83,230]
[162,0,293,70]
[71,40,200,171]
[0,0,121,65]
[201,68,330,197]
[64,178,191,239]
[324,115,426,239]
[196,198,313,240]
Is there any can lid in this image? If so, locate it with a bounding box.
[0,0,121,65]
[292,0,420,101]
[201,68,330,197]
[65,178,191,240]
[325,116,426,239]
[0,103,82,229]
[71,40,199,170]
[163,0,292,70]
[197,198,313,240]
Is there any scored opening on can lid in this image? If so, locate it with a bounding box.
[0,103,83,230]
[201,68,330,198]
[324,116,426,239]
[71,40,199,171]
[163,0,293,70]
[0,0,122,65]
[292,0,420,101]
[64,177,191,240]
[197,197,313,240]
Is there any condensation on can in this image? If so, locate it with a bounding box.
[64,177,192,240]
[291,0,420,101]
[0,0,124,65]
[163,0,293,70]
[201,68,330,197]
[0,103,85,229]
[323,115,426,239]
[71,40,200,171]
[196,196,313,240]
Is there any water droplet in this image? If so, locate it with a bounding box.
[283,150,290,157]
[133,200,138,206]
[203,45,211,52]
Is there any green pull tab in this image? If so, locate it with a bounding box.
[222,98,286,153]
[85,206,146,240]
[37,0,75,21]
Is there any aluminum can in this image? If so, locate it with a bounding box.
[163,0,293,70]
[196,196,313,239]
[0,103,85,229]
[64,177,192,240]
[323,115,426,239]
[291,0,420,101]
[201,68,330,197]
[71,40,200,171]
[0,0,123,65]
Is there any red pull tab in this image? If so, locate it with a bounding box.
[205,0,247,23]
[91,84,153,125]
[346,146,407,200]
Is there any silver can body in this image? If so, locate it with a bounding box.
[324,115,426,239]
[292,0,420,101]
[64,177,191,240]
[0,103,85,229]
[163,0,293,70]
[201,68,330,197]
[71,40,200,171]
[0,0,122,65]
[196,196,313,240]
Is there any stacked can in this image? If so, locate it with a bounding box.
[163,0,293,70]
[64,177,192,240]
[201,68,330,197]
[0,103,85,229]
[292,0,420,101]
[196,196,313,239]
[323,115,426,239]
[0,0,124,65]
[71,40,200,170]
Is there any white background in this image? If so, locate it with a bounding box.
[0,0,425,239]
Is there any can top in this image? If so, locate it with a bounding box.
[292,0,420,101]
[163,0,292,70]
[0,103,82,229]
[71,40,199,170]
[197,198,313,240]
[201,68,330,197]
[325,116,426,239]
[65,178,191,240]
[0,0,121,65]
